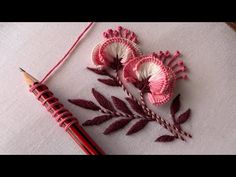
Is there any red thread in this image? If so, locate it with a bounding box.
[40,22,94,84]
[30,83,78,131]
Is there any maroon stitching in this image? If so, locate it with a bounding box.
[68,26,192,143]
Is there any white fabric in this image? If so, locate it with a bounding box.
[0,22,236,154]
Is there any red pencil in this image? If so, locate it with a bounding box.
[20,68,105,155]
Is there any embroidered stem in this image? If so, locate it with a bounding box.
[98,107,153,121]
[115,71,187,141]
[139,92,192,139]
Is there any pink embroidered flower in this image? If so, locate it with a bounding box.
[92,26,142,70]
[123,51,188,106]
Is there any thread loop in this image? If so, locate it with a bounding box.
[30,83,78,131]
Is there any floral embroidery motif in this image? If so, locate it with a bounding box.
[124,52,188,106]
[92,26,142,70]
[69,26,192,142]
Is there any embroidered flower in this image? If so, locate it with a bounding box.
[92,26,142,70]
[123,51,188,106]
[73,26,193,142]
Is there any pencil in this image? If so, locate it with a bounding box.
[20,68,105,155]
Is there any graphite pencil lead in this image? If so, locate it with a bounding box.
[19,67,25,72]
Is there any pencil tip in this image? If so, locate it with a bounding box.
[19,67,25,72]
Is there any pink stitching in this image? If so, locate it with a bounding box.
[69,26,192,143]
[123,50,188,106]
[99,38,141,62]
[93,26,142,68]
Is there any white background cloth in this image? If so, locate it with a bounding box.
[0,22,236,154]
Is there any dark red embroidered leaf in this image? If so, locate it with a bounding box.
[103,118,131,135]
[176,109,191,124]
[126,119,149,135]
[87,67,109,76]
[82,115,113,126]
[170,94,181,117]
[111,96,132,115]
[155,135,176,142]
[92,88,115,112]
[68,99,100,111]
[125,97,146,116]
[98,78,120,86]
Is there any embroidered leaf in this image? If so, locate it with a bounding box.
[176,109,191,124]
[170,94,181,117]
[92,88,115,111]
[125,97,146,116]
[82,115,113,126]
[68,99,100,111]
[126,119,149,135]
[98,78,120,86]
[87,67,109,76]
[155,135,176,142]
[111,96,132,115]
[103,118,132,135]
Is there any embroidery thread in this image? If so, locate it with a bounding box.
[69,26,192,142]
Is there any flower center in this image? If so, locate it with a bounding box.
[110,54,123,71]
[133,76,151,93]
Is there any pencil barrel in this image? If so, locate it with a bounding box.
[29,82,105,155]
